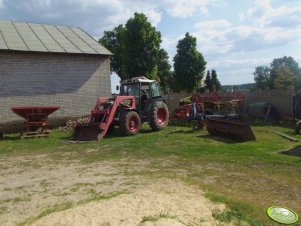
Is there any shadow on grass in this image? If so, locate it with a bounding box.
[281,146,301,158]
[197,134,237,144]
[139,129,154,134]
[59,129,124,142]
[0,135,20,141]
[167,129,199,135]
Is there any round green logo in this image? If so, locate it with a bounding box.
[267,206,299,224]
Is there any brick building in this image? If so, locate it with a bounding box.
[0,20,112,125]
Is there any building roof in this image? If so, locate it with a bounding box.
[0,20,112,55]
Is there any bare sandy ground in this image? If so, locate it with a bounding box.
[0,151,224,226]
[32,180,224,226]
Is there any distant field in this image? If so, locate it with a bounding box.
[0,125,300,225]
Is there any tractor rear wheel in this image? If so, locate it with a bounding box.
[149,101,169,131]
[119,111,141,136]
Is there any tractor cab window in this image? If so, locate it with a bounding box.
[120,83,140,97]
[140,84,150,96]
[150,82,161,98]
[140,84,150,110]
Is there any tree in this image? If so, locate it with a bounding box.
[99,25,127,79]
[211,69,221,92]
[274,67,296,90]
[173,33,206,93]
[253,66,271,89]
[157,49,172,92]
[270,56,301,90]
[122,13,162,79]
[204,70,212,92]
[253,56,301,90]
[99,13,171,83]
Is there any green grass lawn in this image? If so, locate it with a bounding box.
[1,125,301,225]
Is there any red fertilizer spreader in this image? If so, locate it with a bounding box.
[11,106,60,138]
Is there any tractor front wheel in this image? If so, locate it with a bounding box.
[119,111,141,136]
[149,101,169,131]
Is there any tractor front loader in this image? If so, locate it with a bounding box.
[74,96,138,141]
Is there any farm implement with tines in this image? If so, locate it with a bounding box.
[171,92,255,142]
[74,77,169,141]
[190,106,255,142]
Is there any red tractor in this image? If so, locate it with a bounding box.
[74,77,169,141]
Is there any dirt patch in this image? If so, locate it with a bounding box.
[32,179,224,226]
[0,153,224,226]
[0,154,147,226]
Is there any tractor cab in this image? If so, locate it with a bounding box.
[120,77,163,113]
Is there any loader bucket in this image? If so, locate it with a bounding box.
[207,119,256,142]
[73,123,101,141]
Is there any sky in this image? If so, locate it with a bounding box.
[0,0,301,92]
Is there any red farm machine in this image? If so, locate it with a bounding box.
[171,92,244,121]
[74,77,169,141]
[11,106,60,138]
[171,92,256,142]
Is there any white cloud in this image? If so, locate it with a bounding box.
[0,0,164,37]
[199,7,208,15]
[207,56,272,84]
[238,13,244,21]
[205,25,300,56]
[246,0,271,22]
[195,19,231,30]
[245,0,301,28]
[144,0,217,18]
[141,8,162,27]
[191,1,301,57]
[190,0,301,84]
[0,0,3,9]
[161,35,185,61]
[161,0,208,18]
[193,19,233,54]
[210,57,271,68]
[0,0,218,37]
[161,36,178,52]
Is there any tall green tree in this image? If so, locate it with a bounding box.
[211,69,221,92]
[157,48,172,92]
[204,70,212,92]
[173,33,206,93]
[270,56,301,89]
[99,25,126,79]
[253,66,271,89]
[122,13,162,79]
[274,67,296,90]
[99,13,171,83]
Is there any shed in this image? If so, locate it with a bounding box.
[0,20,112,125]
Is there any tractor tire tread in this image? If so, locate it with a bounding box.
[119,111,141,136]
[149,101,169,131]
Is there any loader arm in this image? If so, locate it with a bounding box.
[97,96,136,139]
